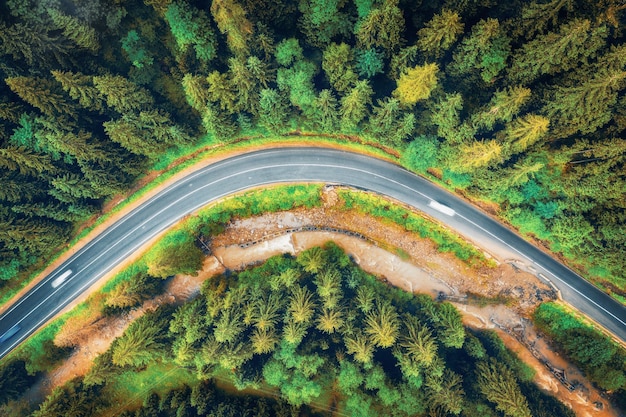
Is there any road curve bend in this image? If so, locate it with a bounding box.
[1,147,625,359]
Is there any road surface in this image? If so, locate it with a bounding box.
[1,147,625,359]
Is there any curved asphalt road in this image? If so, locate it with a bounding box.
[1,147,625,359]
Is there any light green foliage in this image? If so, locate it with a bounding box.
[402,135,440,172]
[355,0,404,54]
[365,300,399,348]
[355,48,385,78]
[476,359,531,417]
[165,1,216,61]
[505,114,550,153]
[276,59,317,113]
[112,313,167,368]
[367,97,415,146]
[143,229,203,278]
[298,0,352,47]
[340,80,373,131]
[311,89,339,131]
[322,42,358,93]
[392,63,439,106]
[275,38,303,66]
[472,86,531,131]
[449,18,511,83]
[258,88,289,133]
[51,70,103,112]
[417,9,464,57]
[121,30,153,69]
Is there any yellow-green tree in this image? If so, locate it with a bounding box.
[476,359,531,417]
[211,0,253,55]
[417,9,464,57]
[505,114,550,153]
[48,9,99,52]
[392,63,438,107]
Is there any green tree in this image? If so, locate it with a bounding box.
[364,300,399,348]
[121,30,153,69]
[340,80,373,131]
[425,369,465,415]
[472,86,531,131]
[251,327,278,354]
[51,71,104,112]
[258,88,290,134]
[417,9,464,57]
[513,0,576,40]
[181,74,210,112]
[165,1,217,61]
[476,359,531,417]
[316,305,344,334]
[48,9,99,52]
[344,333,374,364]
[298,0,352,47]
[211,0,253,55]
[206,71,237,113]
[508,19,607,84]
[400,314,437,367]
[449,18,511,83]
[289,285,316,324]
[505,114,550,153]
[92,75,154,113]
[355,0,404,54]
[5,77,74,117]
[311,89,339,131]
[112,315,166,367]
[543,67,626,138]
[392,63,439,107]
[355,48,385,78]
[144,230,203,278]
[322,43,358,93]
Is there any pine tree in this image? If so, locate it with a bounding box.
[206,71,237,113]
[364,300,399,348]
[93,75,154,113]
[48,9,99,52]
[289,285,316,324]
[513,0,575,39]
[476,359,532,417]
[316,307,344,334]
[400,315,437,367]
[181,74,210,112]
[392,63,439,107]
[165,1,217,62]
[505,114,550,153]
[311,90,339,132]
[355,0,404,54]
[258,88,289,134]
[472,86,531,131]
[51,71,104,112]
[344,333,374,364]
[449,18,511,83]
[417,9,464,57]
[112,316,165,368]
[5,77,75,117]
[508,19,607,84]
[211,0,253,55]
[543,67,626,138]
[322,43,358,94]
[340,80,373,131]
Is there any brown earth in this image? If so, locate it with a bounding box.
[11,186,618,417]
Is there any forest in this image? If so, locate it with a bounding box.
[5,243,576,417]
[0,0,625,302]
